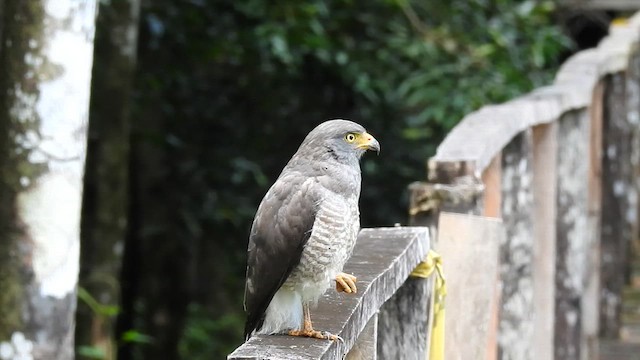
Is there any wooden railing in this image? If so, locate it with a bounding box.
[409,12,640,359]
[229,12,640,360]
[228,227,431,360]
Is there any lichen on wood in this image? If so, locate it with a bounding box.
[498,131,535,360]
[377,277,430,360]
[554,110,590,359]
[600,72,634,339]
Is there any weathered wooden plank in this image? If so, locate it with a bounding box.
[554,110,590,360]
[532,122,558,360]
[429,77,602,173]
[376,277,430,360]
[436,212,503,360]
[228,227,430,360]
[406,162,484,360]
[498,130,535,360]
[482,154,502,218]
[583,80,605,359]
[627,48,640,289]
[600,72,634,339]
[431,90,573,172]
[345,313,377,360]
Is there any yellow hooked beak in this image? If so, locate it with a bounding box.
[357,132,380,154]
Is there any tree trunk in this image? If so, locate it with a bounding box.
[75,0,140,358]
[0,1,97,359]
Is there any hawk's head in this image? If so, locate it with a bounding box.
[299,119,380,164]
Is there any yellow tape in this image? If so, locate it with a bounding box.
[411,250,446,360]
[611,17,628,27]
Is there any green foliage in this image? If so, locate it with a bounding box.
[76,346,107,359]
[132,0,570,358]
[77,287,120,317]
[178,304,244,359]
[121,330,154,344]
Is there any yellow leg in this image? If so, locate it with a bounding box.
[335,272,357,294]
[288,303,343,341]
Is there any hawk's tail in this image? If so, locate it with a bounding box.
[244,288,303,340]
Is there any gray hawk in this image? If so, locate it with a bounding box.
[243,119,380,341]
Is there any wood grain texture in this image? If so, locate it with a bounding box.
[498,131,535,360]
[583,80,605,358]
[436,212,503,360]
[345,313,377,360]
[376,277,431,360]
[554,110,590,360]
[228,227,430,360]
[628,44,640,276]
[532,122,558,360]
[600,72,634,339]
[482,154,502,218]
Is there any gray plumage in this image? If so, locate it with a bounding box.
[243,119,380,339]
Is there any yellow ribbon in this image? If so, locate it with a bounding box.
[611,17,628,27]
[411,250,446,360]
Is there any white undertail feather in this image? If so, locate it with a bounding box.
[256,287,303,335]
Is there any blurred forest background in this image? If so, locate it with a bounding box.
[72,0,593,359]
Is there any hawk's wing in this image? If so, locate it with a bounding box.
[243,173,317,338]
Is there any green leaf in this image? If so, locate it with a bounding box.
[76,346,106,359]
[121,330,154,344]
[77,287,120,317]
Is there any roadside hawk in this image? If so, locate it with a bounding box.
[243,119,380,340]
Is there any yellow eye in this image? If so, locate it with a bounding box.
[345,133,356,142]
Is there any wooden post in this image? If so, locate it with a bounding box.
[583,80,605,359]
[481,154,502,359]
[498,130,535,359]
[552,110,591,359]
[377,278,430,359]
[437,212,504,360]
[406,160,483,359]
[626,49,640,280]
[532,122,558,360]
[346,313,378,360]
[482,154,502,219]
[407,176,481,355]
[600,73,633,338]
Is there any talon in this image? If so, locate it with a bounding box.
[335,272,357,294]
[325,332,344,342]
[336,276,350,293]
[289,329,340,341]
[287,302,341,341]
